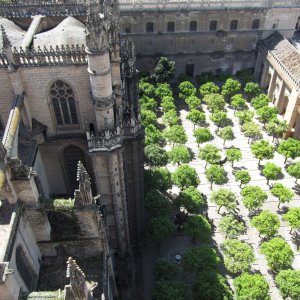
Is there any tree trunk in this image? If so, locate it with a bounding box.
[239,182,242,188]
[223,139,226,146]
[272,134,275,143]
[210,181,213,190]
[232,161,234,167]
[258,159,261,167]
[205,162,208,169]
[284,157,288,164]
[267,178,270,185]
[248,137,250,144]
[290,228,293,234]
[193,124,195,130]
[278,201,281,209]
[217,205,222,214]
[296,178,298,184]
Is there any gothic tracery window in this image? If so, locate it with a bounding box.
[50,80,79,126]
[16,245,36,291]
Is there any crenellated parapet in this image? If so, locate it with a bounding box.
[0,45,87,68]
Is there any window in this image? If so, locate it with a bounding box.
[252,19,260,30]
[272,23,277,29]
[50,80,78,126]
[210,20,217,31]
[146,22,154,33]
[125,24,131,33]
[230,20,238,31]
[190,21,197,32]
[16,246,36,291]
[167,21,175,32]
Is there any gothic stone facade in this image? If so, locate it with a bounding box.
[119,0,300,76]
[0,0,143,299]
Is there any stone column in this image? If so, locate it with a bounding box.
[267,68,277,99]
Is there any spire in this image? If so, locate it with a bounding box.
[74,161,94,207]
[1,25,16,68]
[66,257,88,300]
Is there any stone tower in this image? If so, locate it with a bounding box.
[85,0,144,257]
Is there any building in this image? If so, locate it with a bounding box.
[0,0,143,299]
[119,0,300,76]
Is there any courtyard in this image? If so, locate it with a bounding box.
[140,66,300,300]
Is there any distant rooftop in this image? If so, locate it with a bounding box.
[0,0,300,17]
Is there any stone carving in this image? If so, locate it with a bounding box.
[120,39,136,78]
[66,257,88,300]
[7,157,36,180]
[0,142,6,162]
[1,25,11,49]
[74,161,94,207]
[92,94,115,110]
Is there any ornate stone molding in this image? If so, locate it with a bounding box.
[92,94,115,110]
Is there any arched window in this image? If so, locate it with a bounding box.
[50,80,78,126]
[146,22,154,33]
[230,20,238,31]
[63,145,85,194]
[190,21,197,32]
[167,21,175,32]
[210,20,217,31]
[16,246,36,291]
[252,19,260,29]
[124,24,131,33]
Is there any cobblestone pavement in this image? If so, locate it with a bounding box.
[142,101,300,300]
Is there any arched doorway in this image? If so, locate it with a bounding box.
[62,145,85,195]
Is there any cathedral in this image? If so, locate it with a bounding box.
[0,0,143,299]
[1,0,300,299]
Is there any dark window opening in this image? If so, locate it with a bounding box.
[252,19,260,29]
[50,80,78,126]
[230,20,238,31]
[16,246,36,291]
[190,21,197,32]
[186,64,194,77]
[125,25,131,33]
[146,22,154,33]
[272,23,277,29]
[167,21,175,32]
[210,20,217,31]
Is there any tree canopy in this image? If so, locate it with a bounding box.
[262,162,282,185]
[210,111,228,128]
[205,165,227,189]
[241,185,268,212]
[221,78,241,99]
[144,167,172,192]
[145,124,165,145]
[204,93,226,112]
[144,144,168,167]
[199,82,219,96]
[182,246,220,273]
[260,237,294,272]
[186,109,206,128]
[145,189,172,216]
[172,164,200,189]
[148,216,176,242]
[231,94,247,111]
[234,273,270,300]
[161,96,176,112]
[210,188,237,213]
[283,207,300,233]
[140,95,157,110]
[162,109,179,127]
[226,147,242,166]
[219,126,234,145]
[152,57,176,83]
[175,186,205,213]
[219,215,246,238]
[163,125,187,146]
[194,128,212,145]
[179,81,196,100]
[198,144,221,167]
[167,145,191,165]
[184,215,212,242]
[251,140,275,165]
[234,170,251,187]
[271,183,294,208]
[251,93,270,109]
[141,109,157,127]
[221,239,255,274]
[155,83,173,100]
[152,280,186,300]
[192,271,233,300]
[256,106,279,125]
[251,210,280,238]
[154,259,178,280]
[287,161,300,183]
[185,95,201,109]
[236,110,254,125]
[242,121,261,143]
[275,269,300,300]
[244,82,260,99]
[266,119,288,141]
[278,138,300,163]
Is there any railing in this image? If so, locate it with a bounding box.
[118,0,300,11]
[268,50,300,89]
[0,45,87,67]
[0,0,87,17]
[87,122,142,151]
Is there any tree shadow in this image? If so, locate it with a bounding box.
[187,147,195,160]
[291,231,300,249]
[292,184,300,196]
[276,206,288,215]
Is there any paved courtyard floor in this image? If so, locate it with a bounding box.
[142,101,300,300]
